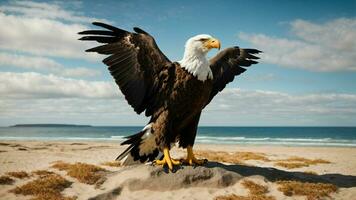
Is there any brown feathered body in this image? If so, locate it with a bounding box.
[150,64,213,149]
[79,22,261,164]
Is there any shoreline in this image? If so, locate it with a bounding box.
[1,139,355,148]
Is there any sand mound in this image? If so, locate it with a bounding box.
[86,160,356,200]
[89,164,242,200]
[125,165,242,191]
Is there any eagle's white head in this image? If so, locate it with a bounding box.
[179,34,221,81]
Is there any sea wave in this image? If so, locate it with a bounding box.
[195,136,356,146]
[0,136,121,141]
[0,135,355,147]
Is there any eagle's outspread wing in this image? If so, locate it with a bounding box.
[207,47,261,104]
[78,22,171,116]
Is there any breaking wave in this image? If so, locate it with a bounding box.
[0,135,355,147]
[195,136,356,146]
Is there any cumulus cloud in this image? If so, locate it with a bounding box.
[0,98,148,126]
[207,89,356,115]
[0,0,102,23]
[0,73,355,126]
[239,18,356,72]
[0,52,61,70]
[58,67,101,78]
[0,1,102,61]
[0,52,100,77]
[0,72,119,99]
[202,88,356,126]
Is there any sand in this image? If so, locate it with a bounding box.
[0,141,356,200]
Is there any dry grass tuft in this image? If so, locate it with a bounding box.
[52,161,106,185]
[236,152,270,162]
[6,171,30,179]
[194,150,245,164]
[274,162,309,169]
[10,173,74,200]
[304,171,318,175]
[32,170,55,177]
[276,180,337,200]
[195,150,270,164]
[274,156,330,169]
[31,194,77,200]
[215,180,275,200]
[51,161,72,170]
[101,161,121,167]
[242,180,268,195]
[0,175,14,185]
[215,194,275,200]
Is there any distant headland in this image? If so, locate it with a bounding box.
[10,124,92,127]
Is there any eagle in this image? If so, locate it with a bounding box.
[79,22,261,171]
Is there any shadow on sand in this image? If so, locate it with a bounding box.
[204,161,356,188]
[89,162,356,200]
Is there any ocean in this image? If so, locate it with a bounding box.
[0,126,355,147]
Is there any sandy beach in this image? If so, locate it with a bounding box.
[1,141,356,200]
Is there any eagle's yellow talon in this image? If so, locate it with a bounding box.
[171,158,181,165]
[183,146,206,166]
[154,159,166,165]
[153,147,180,171]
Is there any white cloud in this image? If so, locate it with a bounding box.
[291,18,356,52]
[0,1,103,61]
[0,98,148,126]
[202,88,356,126]
[0,52,100,77]
[0,72,118,99]
[0,1,99,23]
[0,73,355,126]
[58,67,101,78]
[207,89,356,114]
[239,18,356,72]
[0,52,61,70]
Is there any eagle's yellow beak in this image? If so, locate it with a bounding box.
[204,38,221,50]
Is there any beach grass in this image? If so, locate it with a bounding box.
[32,170,55,177]
[0,175,14,185]
[6,171,30,179]
[275,156,331,169]
[215,194,275,200]
[241,180,268,195]
[101,161,121,167]
[275,162,309,169]
[52,161,107,185]
[215,180,275,200]
[195,150,270,164]
[276,180,337,200]
[10,173,74,200]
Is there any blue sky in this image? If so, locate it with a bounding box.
[0,0,355,126]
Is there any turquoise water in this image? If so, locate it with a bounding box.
[0,126,355,147]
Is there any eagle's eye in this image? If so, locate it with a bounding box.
[198,38,209,42]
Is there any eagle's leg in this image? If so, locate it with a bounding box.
[154,147,180,170]
[183,146,207,165]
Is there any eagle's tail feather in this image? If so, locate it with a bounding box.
[116,123,161,165]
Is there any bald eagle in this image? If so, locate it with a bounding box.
[79,22,261,170]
